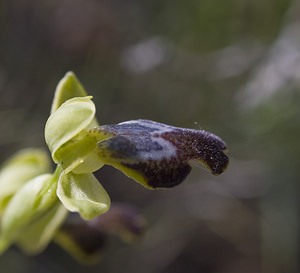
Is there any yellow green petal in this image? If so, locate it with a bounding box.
[53,131,102,173]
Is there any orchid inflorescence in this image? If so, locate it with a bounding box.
[0,72,229,261]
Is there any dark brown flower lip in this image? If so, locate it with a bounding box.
[91,119,229,188]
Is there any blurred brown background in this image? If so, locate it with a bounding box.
[0,0,300,272]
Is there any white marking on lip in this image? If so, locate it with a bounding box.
[119,120,179,160]
[137,136,178,161]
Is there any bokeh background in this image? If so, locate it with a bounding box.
[0,0,300,272]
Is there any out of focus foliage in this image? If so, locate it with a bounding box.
[0,0,299,273]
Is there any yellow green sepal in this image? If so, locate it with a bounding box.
[51,72,88,114]
[57,172,110,220]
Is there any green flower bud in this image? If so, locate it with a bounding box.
[0,148,51,213]
[0,170,60,253]
[17,204,67,254]
[57,172,110,220]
